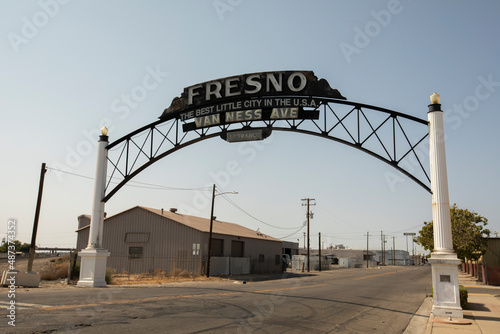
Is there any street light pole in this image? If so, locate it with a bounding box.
[206,185,216,278]
[206,185,238,278]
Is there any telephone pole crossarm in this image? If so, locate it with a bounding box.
[301,198,316,272]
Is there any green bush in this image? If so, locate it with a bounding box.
[72,261,80,279]
[459,285,468,309]
[105,267,114,284]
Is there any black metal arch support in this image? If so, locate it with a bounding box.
[103,97,431,202]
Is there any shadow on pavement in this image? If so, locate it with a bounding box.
[466,303,490,311]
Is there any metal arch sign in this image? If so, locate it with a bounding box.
[159,71,346,136]
[103,70,432,201]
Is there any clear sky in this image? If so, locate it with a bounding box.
[1,0,499,255]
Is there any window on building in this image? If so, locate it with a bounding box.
[259,254,265,262]
[129,247,143,259]
[193,243,200,256]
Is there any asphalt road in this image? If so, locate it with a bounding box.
[2,265,431,333]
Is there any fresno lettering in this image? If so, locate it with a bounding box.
[187,72,308,106]
[161,70,346,120]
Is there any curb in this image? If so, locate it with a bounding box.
[403,296,433,334]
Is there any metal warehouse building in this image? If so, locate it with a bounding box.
[76,206,283,275]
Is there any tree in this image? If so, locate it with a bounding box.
[0,240,32,253]
[414,204,490,261]
[19,242,31,253]
[0,240,20,253]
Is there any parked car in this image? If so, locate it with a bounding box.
[282,254,291,267]
[325,255,338,264]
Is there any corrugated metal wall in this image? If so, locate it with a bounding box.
[76,207,283,275]
[106,208,205,274]
[76,208,205,274]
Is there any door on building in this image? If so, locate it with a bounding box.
[211,239,224,256]
[231,240,244,257]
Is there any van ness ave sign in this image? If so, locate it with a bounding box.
[160,71,346,123]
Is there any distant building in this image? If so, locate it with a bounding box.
[471,237,500,286]
[76,206,283,275]
[372,249,410,266]
[326,244,347,250]
[282,241,299,257]
[306,248,410,267]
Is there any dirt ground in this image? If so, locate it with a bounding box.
[0,256,229,287]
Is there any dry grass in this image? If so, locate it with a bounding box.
[110,268,228,285]
[172,268,190,277]
[40,257,69,280]
[153,269,167,278]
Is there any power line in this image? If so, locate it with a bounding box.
[275,225,306,240]
[314,206,363,231]
[219,193,304,230]
[46,167,211,191]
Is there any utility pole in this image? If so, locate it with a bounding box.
[301,198,315,272]
[380,231,384,266]
[393,236,396,266]
[365,232,369,268]
[27,163,47,273]
[404,232,416,265]
[384,234,388,265]
[381,233,387,266]
[406,234,409,264]
[318,232,322,272]
[412,236,415,257]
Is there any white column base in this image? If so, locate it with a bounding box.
[428,254,463,318]
[77,248,110,287]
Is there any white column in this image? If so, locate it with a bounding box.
[87,130,108,248]
[427,93,462,318]
[78,127,110,287]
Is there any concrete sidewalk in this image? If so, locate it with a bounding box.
[405,270,500,334]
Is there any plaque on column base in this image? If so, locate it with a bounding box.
[428,255,463,319]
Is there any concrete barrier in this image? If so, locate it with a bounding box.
[1,270,40,288]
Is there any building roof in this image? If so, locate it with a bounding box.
[78,206,282,242]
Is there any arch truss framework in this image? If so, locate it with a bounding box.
[104,97,431,202]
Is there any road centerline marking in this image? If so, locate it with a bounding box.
[354,268,413,280]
